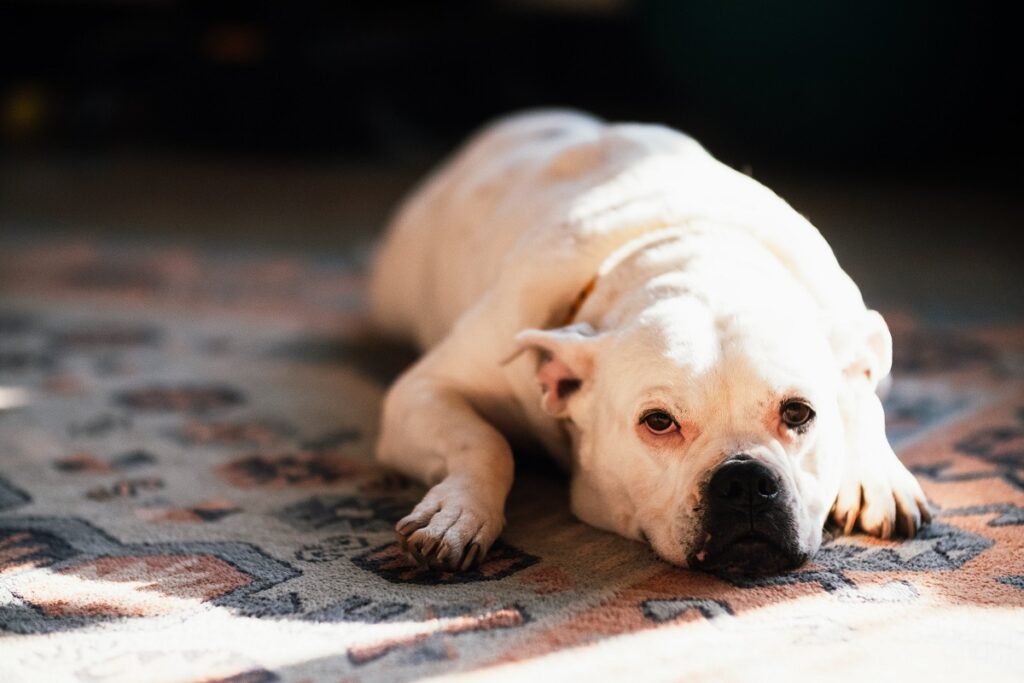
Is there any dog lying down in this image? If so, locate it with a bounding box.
[369,110,930,575]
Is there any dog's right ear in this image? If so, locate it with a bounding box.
[505,323,604,417]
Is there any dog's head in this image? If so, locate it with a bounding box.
[515,243,891,575]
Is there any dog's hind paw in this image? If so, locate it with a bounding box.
[395,478,505,571]
[831,454,932,539]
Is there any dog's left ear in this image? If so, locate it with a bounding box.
[507,323,604,417]
[834,310,893,388]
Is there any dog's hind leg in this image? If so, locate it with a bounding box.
[376,363,514,571]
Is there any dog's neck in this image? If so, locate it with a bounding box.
[561,227,694,328]
[562,275,598,326]
[568,221,798,333]
[566,227,700,330]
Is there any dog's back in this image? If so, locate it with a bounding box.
[370,110,865,349]
[369,110,611,345]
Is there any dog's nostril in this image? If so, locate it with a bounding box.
[709,458,782,509]
[756,476,779,499]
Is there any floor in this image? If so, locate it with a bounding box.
[2,151,1021,321]
[0,152,1022,682]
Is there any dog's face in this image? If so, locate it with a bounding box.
[518,291,866,574]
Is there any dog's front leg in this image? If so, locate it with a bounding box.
[832,381,931,538]
[377,368,514,571]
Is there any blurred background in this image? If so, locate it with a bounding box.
[1,0,1021,319]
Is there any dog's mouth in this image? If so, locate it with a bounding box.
[689,531,808,577]
[686,465,810,576]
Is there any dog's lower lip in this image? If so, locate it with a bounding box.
[732,532,773,545]
[722,535,782,556]
[691,532,791,572]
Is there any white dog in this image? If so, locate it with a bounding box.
[369,110,930,574]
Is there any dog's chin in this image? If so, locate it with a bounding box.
[688,533,809,577]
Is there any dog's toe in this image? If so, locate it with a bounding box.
[858,477,898,538]
[832,460,931,539]
[396,502,439,538]
[403,509,497,571]
[395,480,503,571]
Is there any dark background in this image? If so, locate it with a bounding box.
[1,0,1021,318]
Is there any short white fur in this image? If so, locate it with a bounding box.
[370,110,930,571]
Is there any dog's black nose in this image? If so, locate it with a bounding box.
[709,457,781,511]
[693,456,805,575]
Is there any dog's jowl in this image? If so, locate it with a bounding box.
[369,110,930,574]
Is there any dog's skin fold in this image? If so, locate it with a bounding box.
[369,110,930,573]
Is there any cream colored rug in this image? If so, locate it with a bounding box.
[1,241,1022,682]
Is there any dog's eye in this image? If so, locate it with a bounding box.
[781,400,815,429]
[640,410,678,434]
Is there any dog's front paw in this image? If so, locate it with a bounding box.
[395,478,504,571]
[831,453,931,539]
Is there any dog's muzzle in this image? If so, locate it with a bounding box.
[690,455,808,575]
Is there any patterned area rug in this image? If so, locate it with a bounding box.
[1,241,1022,682]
